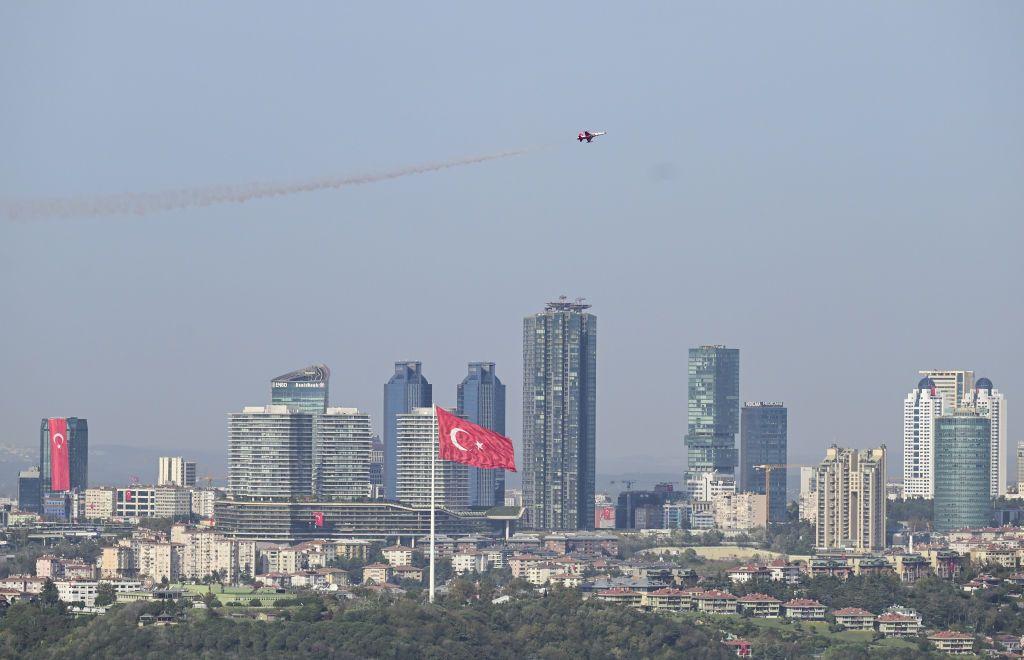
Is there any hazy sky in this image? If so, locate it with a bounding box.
[2,3,1022,480]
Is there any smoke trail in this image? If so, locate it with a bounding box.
[1,148,533,222]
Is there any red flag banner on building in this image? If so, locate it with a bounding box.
[435,405,516,471]
[312,511,325,528]
[49,417,70,491]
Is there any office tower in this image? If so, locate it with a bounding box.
[522,298,597,530]
[228,405,313,500]
[369,435,384,488]
[456,362,507,507]
[739,402,788,523]
[903,377,944,499]
[394,407,468,510]
[814,445,887,551]
[918,370,974,412]
[961,378,1008,496]
[158,457,197,487]
[39,417,88,496]
[314,408,373,500]
[684,346,740,485]
[933,409,991,532]
[271,364,330,415]
[383,362,432,499]
[18,467,41,513]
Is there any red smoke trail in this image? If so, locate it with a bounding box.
[1,148,532,221]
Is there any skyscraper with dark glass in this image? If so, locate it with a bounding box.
[457,362,506,507]
[522,298,597,530]
[740,402,787,522]
[39,417,88,497]
[684,345,740,488]
[934,409,991,532]
[271,364,330,415]
[383,362,432,500]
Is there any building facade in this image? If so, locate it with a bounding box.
[157,456,197,487]
[228,405,313,500]
[395,407,468,510]
[18,468,41,513]
[918,370,974,412]
[84,487,117,520]
[934,409,991,533]
[383,362,432,500]
[961,378,1007,497]
[314,407,373,500]
[815,445,887,551]
[457,362,507,507]
[39,417,88,498]
[684,346,740,488]
[739,402,787,522]
[271,364,330,415]
[903,377,944,499]
[522,298,597,530]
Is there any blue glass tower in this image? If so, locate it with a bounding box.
[684,346,740,482]
[740,402,788,522]
[457,362,506,507]
[934,409,991,532]
[383,362,432,500]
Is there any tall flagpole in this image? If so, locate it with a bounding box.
[429,407,436,603]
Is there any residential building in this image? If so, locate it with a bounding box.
[383,361,432,500]
[928,631,974,655]
[903,377,944,499]
[116,487,157,518]
[362,563,392,585]
[228,405,313,500]
[691,472,736,502]
[84,487,117,520]
[919,370,974,412]
[815,445,887,551]
[369,436,384,489]
[155,486,192,519]
[522,298,597,530]
[381,545,414,567]
[934,409,991,532]
[18,467,41,513]
[713,492,768,532]
[271,364,330,415]
[694,590,738,614]
[314,408,372,500]
[798,466,817,523]
[39,417,88,499]
[739,402,787,522]
[833,607,875,630]
[135,542,182,583]
[395,407,468,510]
[452,551,489,574]
[157,457,197,487]
[190,489,219,519]
[101,545,134,579]
[684,345,740,486]
[961,378,1008,496]
[456,362,507,507]
[737,593,782,618]
[783,598,825,620]
[875,609,923,638]
[1018,443,1024,491]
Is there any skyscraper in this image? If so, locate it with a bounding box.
[918,370,974,412]
[18,467,41,513]
[739,402,787,523]
[522,298,597,530]
[395,407,468,510]
[456,362,507,507]
[158,457,197,487]
[383,362,432,499]
[39,417,88,497]
[814,445,887,551]
[684,345,740,491]
[961,378,1008,497]
[271,364,330,415]
[933,409,991,532]
[903,377,944,499]
[228,405,313,500]
[314,407,373,500]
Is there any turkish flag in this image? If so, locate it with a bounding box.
[49,417,70,491]
[435,405,516,471]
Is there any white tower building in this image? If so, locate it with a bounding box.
[962,378,1008,496]
[918,370,974,413]
[395,407,468,510]
[313,408,373,500]
[903,377,944,499]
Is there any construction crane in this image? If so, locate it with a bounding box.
[753,464,805,523]
[610,479,636,491]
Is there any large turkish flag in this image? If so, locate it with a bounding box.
[49,417,70,491]
[435,405,516,471]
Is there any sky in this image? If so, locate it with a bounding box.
[1,3,1022,482]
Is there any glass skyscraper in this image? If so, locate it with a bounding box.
[383,362,432,500]
[457,362,506,508]
[739,402,787,522]
[934,409,991,532]
[39,417,88,496]
[271,364,330,415]
[685,345,740,483]
[522,298,597,530]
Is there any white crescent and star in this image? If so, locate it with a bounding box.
[52,433,65,449]
[450,428,470,452]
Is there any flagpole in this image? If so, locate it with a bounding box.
[429,407,436,603]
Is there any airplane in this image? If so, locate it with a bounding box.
[577,130,607,143]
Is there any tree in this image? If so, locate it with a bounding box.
[249,598,262,607]
[94,583,117,607]
[40,578,61,608]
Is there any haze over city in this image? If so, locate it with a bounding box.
[2,2,1022,479]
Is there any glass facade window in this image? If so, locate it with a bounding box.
[934,411,991,532]
[39,417,88,497]
[684,346,739,481]
[383,362,432,500]
[457,362,507,508]
[271,364,330,415]
[739,403,787,522]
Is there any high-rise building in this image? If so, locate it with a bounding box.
[314,407,373,500]
[684,346,740,485]
[39,417,88,497]
[903,377,944,499]
[383,362,432,500]
[369,435,384,490]
[271,364,330,415]
[798,466,817,523]
[18,467,41,513]
[228,405,313,500]
[157,457,197,487]
[456,362,507,507]
[522,298,597,530]
[918,370,974,412]
[739,402,787,523]
[934,409,991,532]
[961,378,1008,497]
[395,407,468,510]
[1018,443,1024,492]
[814,445,887,551]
